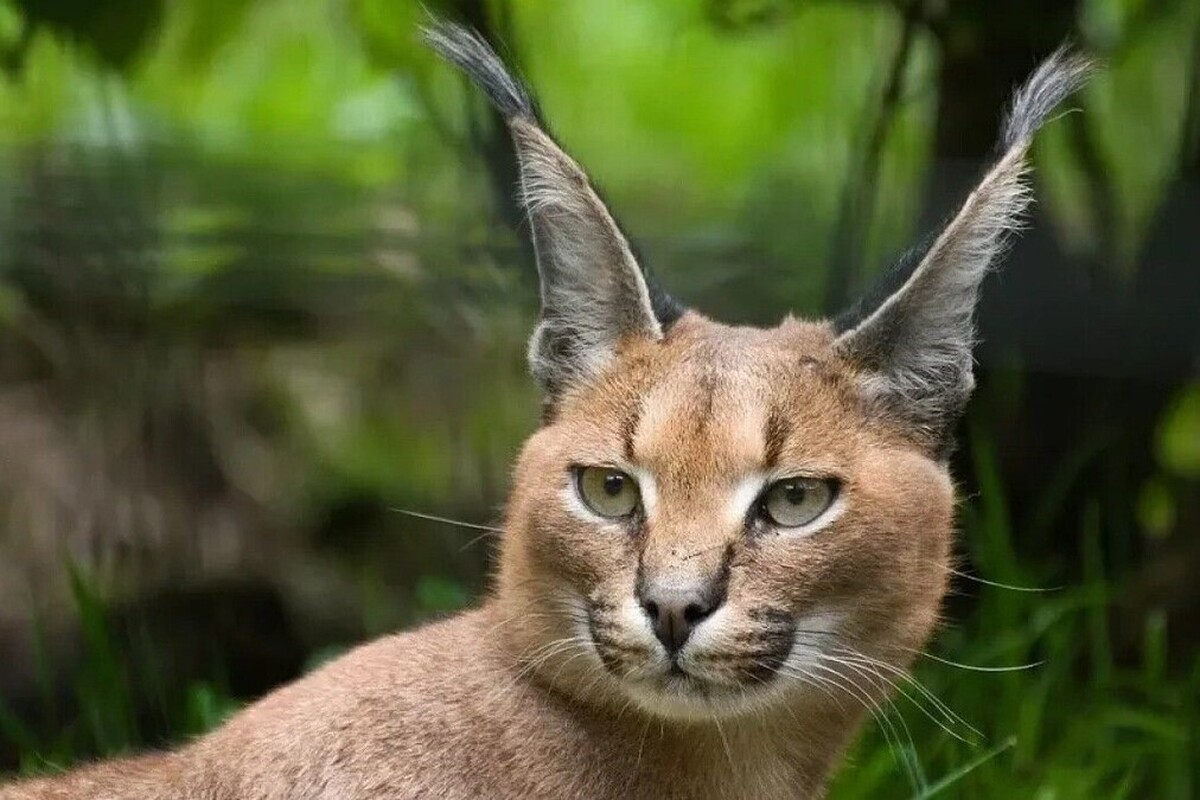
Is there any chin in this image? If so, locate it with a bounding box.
[619,671,783,722]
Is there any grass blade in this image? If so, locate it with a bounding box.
[909,737,1016,800]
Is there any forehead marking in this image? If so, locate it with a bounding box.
[763,407,789,468]
[631,355,775,474]
[621,399,642,462]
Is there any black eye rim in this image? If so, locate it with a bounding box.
[570,464,642,519]
[754,475,842,529]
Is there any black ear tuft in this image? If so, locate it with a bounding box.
[834,47,1095,453]
[1000,46,1094,150]
[425,18,687,399]
[421,20,535,121]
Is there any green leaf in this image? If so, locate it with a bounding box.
[910,738,1017,800]
[1157,384,1200,478]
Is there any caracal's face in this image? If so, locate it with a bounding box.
[505,313,954,720]
[431,21,1087,725]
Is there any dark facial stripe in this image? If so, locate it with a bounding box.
[698,367,716,421]
[763,407,789,469]
[621,400,641,461]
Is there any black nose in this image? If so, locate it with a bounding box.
[639,586,723,656]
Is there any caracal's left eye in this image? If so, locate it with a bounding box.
[759,477,837,529]
[574,466,640,519]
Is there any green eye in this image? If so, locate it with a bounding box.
[760,478,837,529]
[575,466,640,519]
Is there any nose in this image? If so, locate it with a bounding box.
[638,583,725,656]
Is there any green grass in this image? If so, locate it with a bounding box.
[1,431,1196,798]
[828,424,1198,799]
[0,563,242,777]
[827,573,1197,799]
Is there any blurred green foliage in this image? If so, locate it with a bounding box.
[0,0,1194,287]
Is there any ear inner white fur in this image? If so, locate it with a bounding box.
[423,22,665,399]
[833,49,1093,452]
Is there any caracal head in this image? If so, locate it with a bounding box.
[426,22,1091,721]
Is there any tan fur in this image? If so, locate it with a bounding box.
[1,312,955,799]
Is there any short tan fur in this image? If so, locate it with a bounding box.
[1,21,1092,800]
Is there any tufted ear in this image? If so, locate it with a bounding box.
[833,48,1093,454]
[424,21,683,400]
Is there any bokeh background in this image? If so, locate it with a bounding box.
[0,0,1197,797]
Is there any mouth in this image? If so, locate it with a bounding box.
[587,615,794,688]
[632,650,785,702]
[580,601,844,719]
[583,626,803,719]
[658,663,720,696]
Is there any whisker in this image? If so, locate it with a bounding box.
[774,660,909,784]
[712,715,735,772]
[877,641,1046,674]
[390,507,504,534]
[792,629,842,639]
[831,647,981,739]
[751,660,846,714]
[828,655,975,746]
[483,634,587,709]
[801,661,923,790]
[548,648,595,685]
[458,531,501,552]
[626,716,654,795]
[920,651,1045,673]
[944,565,1061,593]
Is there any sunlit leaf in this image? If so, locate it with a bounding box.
[1157,383,1200,478]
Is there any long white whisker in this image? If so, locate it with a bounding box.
[830,655,974,746]
[752,660,846,714]
[788,660,921,790]
[390,506,504,533]
[712,714,735,772]
[820,662,921,791]
[830,647,980,739]
[815,659,925,789]
[920,650,1045,673]
[944,565,1061,593]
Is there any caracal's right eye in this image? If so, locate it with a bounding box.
[574,466,640,519]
